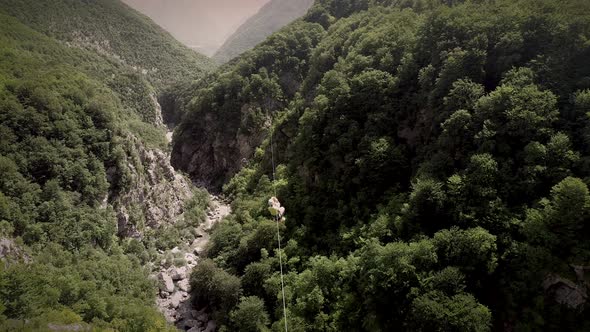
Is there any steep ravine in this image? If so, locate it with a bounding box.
[111,133,194,238]
[155,195,231,331]
[145,127,232,331]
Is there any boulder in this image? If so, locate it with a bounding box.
[543,274,587,309]
[46,323,88,331]
[176,301,192,319]
[178,279,190,292]
[204,320,217,332]
[169,291,184,309]
[572,265,590,282]
[0,238,31,263]
[158,272,174,293]
[185,253,196,263]
[116,210,141,238]
[171,266,187,280]
[183,319,199,329]
[196,311,209,323]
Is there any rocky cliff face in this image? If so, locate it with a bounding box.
[0,238,31,264]
[110,134,193,238]
[168,18,322,191]
[171,104,269,190]
[543,265,590,310]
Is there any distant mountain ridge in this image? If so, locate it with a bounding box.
[0,0,213,91]
[213,0,314,63]
[122,0,269,56]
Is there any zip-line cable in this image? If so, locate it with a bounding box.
[269,113,288,332]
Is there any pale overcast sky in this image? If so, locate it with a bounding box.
[122,0,269,56]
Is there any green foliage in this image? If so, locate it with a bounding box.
[179,0,590,330]
[147,188,210,251]
[409,291,491,332]
[0,1,211,329]
[433,227,497,275]
[184,188,211,226]
[190,259,242,321]
[0,245,174,331]
[226,296,271,332]
[3,0,589,330]
[242,262,273,300]
[172,19,326,187]
[524,177,590,256]
[0,34,121,249]
[125,119,168,151]
[0,11,141,126]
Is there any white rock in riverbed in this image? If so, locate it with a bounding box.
[169,292,184,309]
[178,279,190,292]
[185,253,195,263]
[155,195,232,324]
[171,266,187,280]
[158,272,174,293]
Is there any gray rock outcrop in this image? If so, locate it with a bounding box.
[159,272,175,293]
[0,237,31,264]
[113,134,193,238]
[543,265,590,309]
[171,104,270,190]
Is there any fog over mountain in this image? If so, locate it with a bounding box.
[122,0,269,56]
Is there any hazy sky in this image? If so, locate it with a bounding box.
[122,0,270,56]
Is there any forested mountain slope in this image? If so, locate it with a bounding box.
[0,0,214,129]
[172,0,590,330]
[0,0,213,91]
[0,1,212,330]
[172,19,325,187]
[213,0,315,63]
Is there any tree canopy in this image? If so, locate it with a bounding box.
[173,0,590,330]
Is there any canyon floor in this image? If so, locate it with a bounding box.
[155,195,231,332]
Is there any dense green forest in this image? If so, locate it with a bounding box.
[0,1,212,330]
[171,0,590,330]
[2,0,590,330]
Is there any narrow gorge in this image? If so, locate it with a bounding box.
[147,106,232,332]
[105,120,230,331]
[155,195,230,332]
[2,1,590,331]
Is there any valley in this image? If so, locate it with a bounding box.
[155,195,231,332]
[1,0,590,331]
